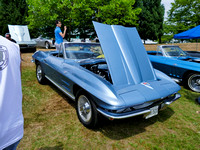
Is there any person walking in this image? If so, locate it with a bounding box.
[0,35,24,150]
[54,20,67,51]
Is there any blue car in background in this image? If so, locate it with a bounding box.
[148,45,200,92]
[32,22,180,128]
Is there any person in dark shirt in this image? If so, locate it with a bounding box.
[5,33,23,61]
[5,33,16,43]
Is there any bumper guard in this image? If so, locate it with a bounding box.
[97,93,181,120]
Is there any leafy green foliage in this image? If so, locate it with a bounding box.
[26,0,141,40]
[134,0,164,43]
[96,0,141,26]
[70,0,95,39]
[161,22,177,43]
[0,0,28,35]
[26,0,72,38]
[167,0,200,34]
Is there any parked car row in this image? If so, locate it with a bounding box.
[32,22,181,128]
[33,35,96,49]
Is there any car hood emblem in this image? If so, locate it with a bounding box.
[141,82,154,90]
[93,21,156,86]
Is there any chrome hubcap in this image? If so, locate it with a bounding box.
[188,74,200,92]
[196,79,200,85]
[78,95,92,123]
[45,43,49,49]
[37,65,42,81]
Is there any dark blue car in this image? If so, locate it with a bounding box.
[148,45,200,92]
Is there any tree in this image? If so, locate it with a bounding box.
[134,0,164,43]
[0,0,28,36]
[26,0,141,40]
[72,0,141,39]
[70,0,95,40]
[26,0,74,39]
[167,0,200,34]
[96,0,141,26]
[161,21,176,43]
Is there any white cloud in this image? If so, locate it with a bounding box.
[161,0,174,19]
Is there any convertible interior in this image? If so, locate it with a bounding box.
[51,50,112,83]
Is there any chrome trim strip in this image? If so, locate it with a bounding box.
[97,108,151,119]
[45,75,75,100]
[171,78,182,83]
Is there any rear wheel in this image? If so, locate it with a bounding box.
[36,63,46,84]
[76,90,98,128]
[45,42,50,49]
[187,73,200,92]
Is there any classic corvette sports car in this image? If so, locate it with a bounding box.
[33,35,55,49]
[32,22,181,128]
[148,45,200,92]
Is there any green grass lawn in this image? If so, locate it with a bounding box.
[18,55,200,150]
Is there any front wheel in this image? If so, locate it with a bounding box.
[36,64,46,84]
[187,73,200,92]
[76,91,98,128]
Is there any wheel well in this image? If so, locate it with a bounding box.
[35,59,40,65]
[35,60,40,65]
[73,84,83,99]
[182,70,198,83]
[73,85,97,104]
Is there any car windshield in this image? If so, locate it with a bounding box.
[161,46,188,57]
[64,43,104,59]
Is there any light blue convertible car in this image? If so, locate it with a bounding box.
[148,45,200,92]
[32,22,180,128]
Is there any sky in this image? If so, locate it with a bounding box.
[161,0,175,19]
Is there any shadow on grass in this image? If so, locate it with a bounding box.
[95,107,175,140]
[48,81,76,108]
[39,146,63,150]
[47,80,175,140]
[39,142,64,150]
[180,86,200,105]
[20,48,36,53]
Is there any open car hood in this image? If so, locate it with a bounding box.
[8,25,33,42]
[93,22,156,86]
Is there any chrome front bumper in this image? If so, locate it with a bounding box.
[97,93,181,120]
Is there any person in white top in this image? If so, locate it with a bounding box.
[0,35,24,150]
